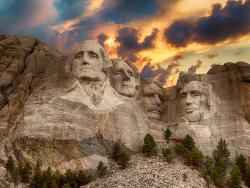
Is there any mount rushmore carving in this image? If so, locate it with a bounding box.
[0,34,249,172]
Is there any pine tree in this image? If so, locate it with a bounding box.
[213,138,230,170]
[236,154,248,178]
[162,147,174,162]
[97,161,107,176]
[164,128,172,143]
[183,134,195,151]
[30,161,43,188]
[76,170,90,186]
[113,143,131,169]
[6,156,15,174]
[174,143,187,156]
[142,134,157,157]
[227,165,242,188]
[11,167,20,184]
[185,147,204,167]
[20,161,32,183]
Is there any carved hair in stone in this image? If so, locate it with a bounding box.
[177,76,216,122]
[110,58,139,97]
[63,40,112,82]
[139,79,163,120]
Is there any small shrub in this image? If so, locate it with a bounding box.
[164,128,172,143]
[174,143,187,156]
[162,147,174,162]
[183,173,187,182]
[113,143,131,169]
[6,156,15,174]
[185,147,204,167]
[97,161,107,176]
[142,134,157,157]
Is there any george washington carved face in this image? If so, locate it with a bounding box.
[110,59,138,97]
[72,40,109,82]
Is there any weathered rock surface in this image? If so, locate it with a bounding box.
[0,34,249,188]
[83,155,206,188]
[163,62,250,156]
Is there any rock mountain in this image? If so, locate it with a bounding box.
[0,33,249,178]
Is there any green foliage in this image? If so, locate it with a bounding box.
[76,170,90,185]
[212,166,227,187]
[164,128,172,143]
[20,162,32,183]
[182,134,195,151]
[11,167,20,184]
[113,143,131,169]
[245,169,250,187]
[213,138,230,170]
[97,161,107,176]
[235,154,248,178]
[30,161,43,188]
[162,147,174,162]
[6,156,15,174]
[174,143,187,156]
[227,165,242,188]
[142,134,157,157]
[62,184,71,188]
[185,147,204,167]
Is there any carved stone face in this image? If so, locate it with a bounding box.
[72,41,105,81]
[111,59,136,97]
[141,82,163,120]
[179,81,208,122]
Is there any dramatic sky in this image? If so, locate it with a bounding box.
[1,0,250,87]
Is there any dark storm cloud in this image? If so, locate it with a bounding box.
[97,33,108,47]
[187,60,203,74]
[116,27,159,61]
[100,0,159,24]
[54,0,87,21]
[0,0,43,34]
[140,55,180,84]
[164,0,250,47]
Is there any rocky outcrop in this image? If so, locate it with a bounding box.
[0,34,249,183]
[163,62,250,156]
[83,155,206,188]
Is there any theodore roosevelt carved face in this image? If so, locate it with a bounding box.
[110,58,138,97]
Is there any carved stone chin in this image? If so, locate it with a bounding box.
[179,81,212,122]
[110,58,138,97]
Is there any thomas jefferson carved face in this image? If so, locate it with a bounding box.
[72,41,106,81]
[111,59,137,97]
[141,81,163,120]
[179,81,209,122]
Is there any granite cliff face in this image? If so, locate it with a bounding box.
[0,34,249,176]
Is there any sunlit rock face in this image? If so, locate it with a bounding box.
[0,40,165,173]
[110,58,139,97]
[139,79,163,120]
[163,66,250,156]
[0,34,249,175]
